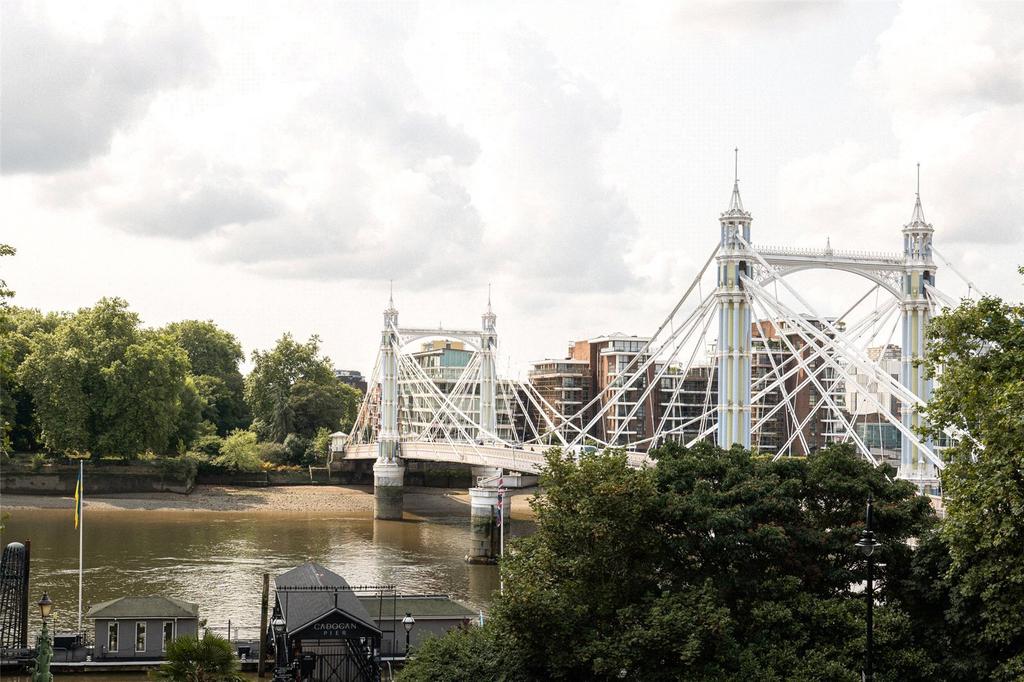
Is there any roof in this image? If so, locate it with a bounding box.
[275,562,381,635]
[86,595,198,620]
[358,595,477,619]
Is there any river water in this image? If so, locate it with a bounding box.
[0,506,529,642]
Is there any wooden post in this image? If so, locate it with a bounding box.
[257,573,270,677]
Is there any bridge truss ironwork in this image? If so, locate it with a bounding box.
[344,164,974,492]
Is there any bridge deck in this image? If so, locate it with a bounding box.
[341,443,650,475]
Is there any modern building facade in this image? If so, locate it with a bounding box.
[526,359,592,438]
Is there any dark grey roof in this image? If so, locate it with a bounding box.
[275,562,380,635]
[358,595,476,619]
[86,595,198,620]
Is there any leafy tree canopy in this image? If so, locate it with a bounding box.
[1,306,65,452]
[406,443,937,682]
[163,320,249,435]
[17,298,194,457]
[245,333,357,442]
[921,277,1024,680]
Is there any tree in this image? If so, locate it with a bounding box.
[245,334,350,442]
[920,280,1024,680]
[17,298,192,457]
[0,306,64,452]
[151,632,246,682]
[163,321,249,435]
[398,624,525,682]
[1,244,17,453]
[214,430,262,472]
[409,444,936,681]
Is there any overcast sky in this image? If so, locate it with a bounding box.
[2,0,1023,377]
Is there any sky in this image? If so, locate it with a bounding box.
[2,0,1023,378]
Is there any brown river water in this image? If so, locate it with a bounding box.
[1,505,531,678]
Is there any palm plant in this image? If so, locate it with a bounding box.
[151,632,246,682]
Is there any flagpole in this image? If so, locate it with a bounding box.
[78,459,83,635]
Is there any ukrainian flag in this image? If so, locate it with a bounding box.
[74,463,82,529]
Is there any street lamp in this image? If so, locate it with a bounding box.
[33,593,55,682]
[270,614,289,681]
[401,613,415,657]
[855,494,881,682]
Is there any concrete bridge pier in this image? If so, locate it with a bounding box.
[465,486,509,565]
[373,460,405,520]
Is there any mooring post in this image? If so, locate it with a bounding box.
[257,572,269,678]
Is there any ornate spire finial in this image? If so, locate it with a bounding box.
[388,279,394,306]
[720,147,751,228]
[487,283,492,313]
[907,163,929,227]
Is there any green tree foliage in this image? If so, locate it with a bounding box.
[918,281,1024,680]
[245,333,358,442]
[151,632,245,682]
[1,306,64,452]
[17,298,194,457]
[1,244,18,453]
[398,625,524,682]
[214,430,262,472]
[407,444,936,681]
[163,321,250,435]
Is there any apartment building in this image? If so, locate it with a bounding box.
[398,340,520,442]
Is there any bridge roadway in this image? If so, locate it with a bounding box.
[342,442,650,474]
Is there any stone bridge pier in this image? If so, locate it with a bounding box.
[373,460,405,520]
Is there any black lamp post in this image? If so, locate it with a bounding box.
[270,614,288,681]
[401,612,415,657]
[855,494,880,682]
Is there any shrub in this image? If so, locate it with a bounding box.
[192,434,224,458]
[153,631,245,682]
[156,454,198,480]
[309,427,332,462]
[283,433,311,465]
[30,452,47,471]
[256,441,289,465]
[213,430,261,473]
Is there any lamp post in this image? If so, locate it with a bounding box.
[401,613,415,657]
[270,614,288,682]
[32,593,54,682]
[855,494,880,682]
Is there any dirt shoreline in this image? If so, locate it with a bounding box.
[0,484,538,518]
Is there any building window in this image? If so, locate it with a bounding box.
[163,622,174,651]
[107,622,118,652]
[135,622,147,653]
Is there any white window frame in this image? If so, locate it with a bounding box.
[107,621,118,652]
[162,621,175,652]
[135,621,147,653]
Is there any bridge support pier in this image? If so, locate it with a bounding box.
[465,486,509,565]
[373,461,405,520]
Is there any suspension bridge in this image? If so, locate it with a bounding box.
[333,158,971,560]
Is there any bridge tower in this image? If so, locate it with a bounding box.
[373,290,405,519]
[899,171,937,486]
[478,290,498,442]
[716,152,753,449]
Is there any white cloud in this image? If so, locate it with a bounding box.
[779,0,1024,272]
[0,1,210,174]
